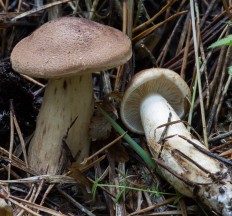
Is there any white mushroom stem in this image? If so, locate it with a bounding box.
[28,74,94,174]
[140,94,232,216]
[140,94,190,140]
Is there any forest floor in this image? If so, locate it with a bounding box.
[0,1,232,215]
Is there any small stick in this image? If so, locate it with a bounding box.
[180,19,191,79]
[89,0,99,20]
[156,120,204,144]
[39,184,54,206]
[157,113,172,159]
[194,26,228,110]
[132,0,176,34]
[200,0,217,28]
[8,99,14,180]
[195,1,210,109]
[57,188,96,216]
[210,141,232,152]
[17,0,22,12]
[20,74,45,87]
[172,149,216,181]
[209,131,232,143]
[12,107,28,168]
[11,0,73,21]
[214,49,232,128]
[5,0,9,12]
[0,0,6,11]
[207,45,230,134]
[9,195,67,216]
[176,13,191,55]
[128,196,177,216]
[17,185,36,216]
[81,133,126,165]
[222,0,232,20]
[139,44,158,67]
[157,15,185,66]
[178,135,232,166]
[152,157,209,187]
[9,199,40,216]
[132,10,188,43]
[190,0,208,148]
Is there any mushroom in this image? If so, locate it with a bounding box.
[121,68,232,216]
[11,17,132,174]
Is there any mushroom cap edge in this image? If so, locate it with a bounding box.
[120,68,191,134]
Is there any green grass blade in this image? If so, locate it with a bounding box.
[97,106,155,168]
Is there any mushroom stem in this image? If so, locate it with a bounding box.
[140,94,190,141]
[28,74,94,174]
[121,68,232,215]
[139,94,232,206]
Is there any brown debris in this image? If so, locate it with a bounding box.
[0,1,232,215]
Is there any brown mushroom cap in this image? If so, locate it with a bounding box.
[11,17,132,78]
[120,68,191,134]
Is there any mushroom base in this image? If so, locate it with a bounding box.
[140,94,232,216]
[28,74,94,174]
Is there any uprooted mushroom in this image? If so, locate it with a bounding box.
[121,68,232,216]
[11,17,132,174]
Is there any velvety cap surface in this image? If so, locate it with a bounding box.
[11,17,132,78]
[120,68,191,134]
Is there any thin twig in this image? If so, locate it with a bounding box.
[8,99,14,180]
[11,0,73,21]
[207,45,230,134]
[12,108,28,168]
[157,113,172,159]
[0,0,6,11]
[214,50,232,128]
[157,15,185,66]
[190,0,208,148]
[132,10,188,43]
[17,0,22,12]
[9,195,67,216]
[176,12,191,55]
[82,133,126,165]
[210,140,232,152]
[178,135,232,166]
[132,0,176,34]
[20,74,45,88]
[195,1,210,109]
[222,0,232,20]
[57,188,96,216]
[200,0,217,28]
[172,149,215,180]
[5,0,9,12]
[194,26,228,110]
[9,197,41,216]
[209,131,232,143]
[128,196,177,216]
[180,19,191,79]
[89,0,99,20]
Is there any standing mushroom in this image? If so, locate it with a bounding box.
[121,68,232,216]
[11,17,132,174]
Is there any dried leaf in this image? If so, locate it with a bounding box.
[90,102,117,141]
[89,114,112,141]
[108,143,129,163]
[68,163,92,189]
